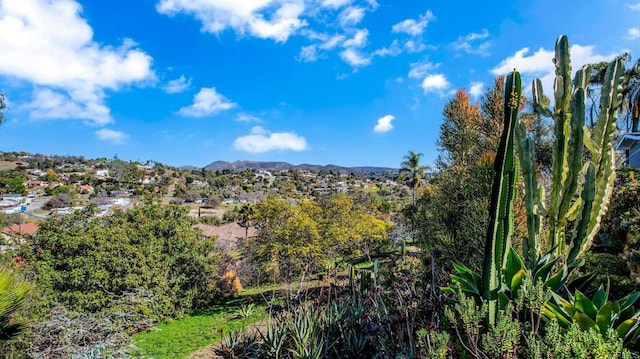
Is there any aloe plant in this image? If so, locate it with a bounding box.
[518,35,625,266]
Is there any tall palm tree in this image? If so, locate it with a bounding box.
[400,151,429,203]
[0,93,6,125]
[238,204,255,240]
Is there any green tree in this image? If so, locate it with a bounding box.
[108,157,142,184]
[246,195,392,283]
[22,200,220,320]
[246,197,323,282]
[6,176,26,196]
[317,193,392,259]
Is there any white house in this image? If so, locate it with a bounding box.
[617,133,640,168]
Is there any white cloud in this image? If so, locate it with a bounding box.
[469,82,484,99]
[404,40,427,53]
[365,0,379,9]
[340,48,371,67]
[491,47,555,75]
[157,0,380,66]
[491,45,615,75]
[235,112,262,123]
[0,0,155,125]
[322,0,352,9]
[164,75,191,94]
[157,0,306,43]
[297,33,346,62]
[343,29,368,48]
[178,87,236,117]
[298,45,319,62]
[338,6,365,26]
[392,10,434,36]
[453,29,491,56]
[319,34,345,49]
[421,74,450,92]
[95,128,129,144]
[374,40,402,57]
[627,27,640,40]
[373,114,395,133]
[234,126,308,153]
[24,88,109,122]
[491,44,618,97]
[628,2,640,10]
[408,60,439,79]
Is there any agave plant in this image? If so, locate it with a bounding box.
[238,303,256,319]
[543,285,640,345]
[259,320,288,359]
[446,248,574,309]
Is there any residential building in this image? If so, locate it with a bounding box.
[617,133,640,168]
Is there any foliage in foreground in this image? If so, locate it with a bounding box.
[215,258,446,359]
[447,288,631,359]
[0,267,30,342]
[443,35,638,358]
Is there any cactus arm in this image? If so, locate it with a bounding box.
[516,120,541,268]
[557,86,586,223]
[547,35,573,255]
[483,70,521,326]
[533,79,553,118]
[586,57,625,248]
[568,163,595,264]
[583,126,598,156]
[557,65,591,222]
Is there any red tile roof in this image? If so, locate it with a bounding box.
[2,222,39,236]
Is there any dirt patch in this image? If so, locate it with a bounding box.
[0,161,18,171]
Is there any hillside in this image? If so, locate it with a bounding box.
[203,160,398,175]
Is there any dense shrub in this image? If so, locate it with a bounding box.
[42,193,72,210]
[20,200,220,322]
[585,253,637,300]
[586,169,640,298]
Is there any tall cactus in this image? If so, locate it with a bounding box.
[518,35,625,265]
[483,70,521,326]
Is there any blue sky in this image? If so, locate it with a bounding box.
[0,0,638,168]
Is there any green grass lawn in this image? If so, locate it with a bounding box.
[132,280,332,358]
[133,294,267,358]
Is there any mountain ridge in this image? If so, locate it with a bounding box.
[202,160,398,175]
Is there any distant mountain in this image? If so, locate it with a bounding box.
[203,160,397,175]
